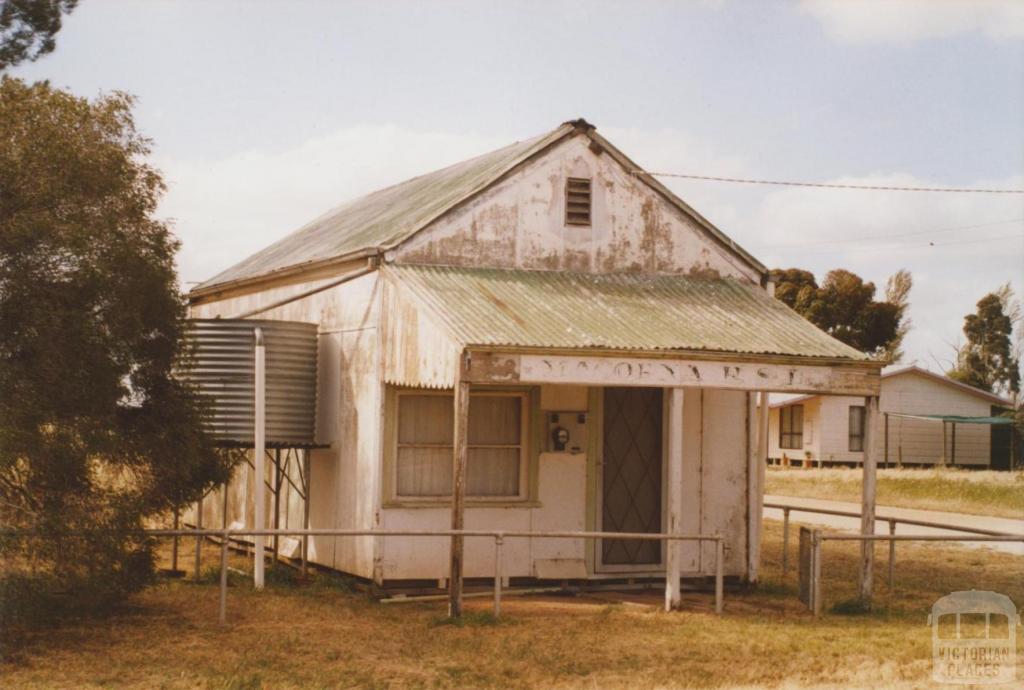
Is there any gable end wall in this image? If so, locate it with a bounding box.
[394,134,762,282]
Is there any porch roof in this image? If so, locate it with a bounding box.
[385,264,868,361]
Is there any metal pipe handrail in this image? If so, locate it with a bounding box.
[764,501,1015,537]
[819,534,1023,542]
[764,500,1020,582]
[802,529,1024,616]
[3,527,725,624]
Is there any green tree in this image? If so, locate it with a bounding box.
[0,0,78,70]
[0,77,233,619]
[769,267,907,359]
[948,290,1021,395]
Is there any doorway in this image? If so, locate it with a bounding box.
[599,387,664,568]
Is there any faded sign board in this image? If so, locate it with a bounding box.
[467,352,880,396]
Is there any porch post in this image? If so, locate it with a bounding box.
[665,387,684,612]
[749,391,769,583]
[448,360,470,619]
[746,392,757,582]
[859,395,880,606]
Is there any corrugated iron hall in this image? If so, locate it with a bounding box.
[187,119,884,611]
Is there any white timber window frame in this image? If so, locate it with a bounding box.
[392,389,530,502]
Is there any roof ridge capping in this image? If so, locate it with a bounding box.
[191,118,766,297]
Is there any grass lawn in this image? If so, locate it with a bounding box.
[766,466,1024,519]
[1,520,1022,689]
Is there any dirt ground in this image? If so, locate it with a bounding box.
[1,519,1022,689]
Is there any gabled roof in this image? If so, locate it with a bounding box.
[882,365,1011,406]
[384,264,869,361]
[770,365,1011,407]
[193,119,766,296]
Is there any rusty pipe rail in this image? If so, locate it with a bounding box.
[2,527,725,624]
[765,500,1018,581]
[801,530,1024,616]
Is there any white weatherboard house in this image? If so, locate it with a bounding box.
[767,366,1014,468]
[188,119,883,596]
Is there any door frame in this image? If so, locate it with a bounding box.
[592,385,670,574]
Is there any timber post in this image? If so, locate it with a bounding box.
[448,355,470,619]
[665,387,684,611]
[859,395,880,606]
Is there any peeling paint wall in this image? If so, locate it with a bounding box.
[380,274,462,389]
[188,272,383,579]
[697,389,749,575]
[378,384,750,581]
[395,134,761,282]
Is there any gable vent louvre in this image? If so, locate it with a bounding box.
[565,177,592,226]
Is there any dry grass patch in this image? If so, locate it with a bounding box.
[766,466,1024,518]
[1,521,1021,689]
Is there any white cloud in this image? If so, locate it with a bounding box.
[800,0,1024,43]
[155,125,507,285]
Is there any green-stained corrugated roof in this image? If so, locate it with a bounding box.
[386,264,870,361]
[196,124,576,291]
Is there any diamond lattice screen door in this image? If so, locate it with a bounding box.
[600,387,664,567]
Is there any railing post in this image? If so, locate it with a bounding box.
[714,537,724,615]
[194,497,203,581]
[811,530,823,617]
[782,507,790,576]
[888,519,896,590]
[219,529,229,625]
[493,534,504,618]
[172,505,180,573]
[302,449,310,578]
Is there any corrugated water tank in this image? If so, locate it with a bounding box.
[179,319,318,445]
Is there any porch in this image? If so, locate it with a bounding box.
[377,264,884,614]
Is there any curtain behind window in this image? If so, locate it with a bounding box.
[396,393,522,498]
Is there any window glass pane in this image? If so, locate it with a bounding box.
[780,405,804,449]
[469,395,521,445]
[849,406,865,452]
[398,395,453,445]
[468,447,520,496]
[396,447,452,496]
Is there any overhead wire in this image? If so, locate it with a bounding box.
[752,217,1024,251]
[635,170,1024,194]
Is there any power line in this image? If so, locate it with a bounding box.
[928,232,1024,247]
[636,170,1024,194]
[755,217,1024,250]
[773,231,1024,256]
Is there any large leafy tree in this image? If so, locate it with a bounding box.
[770,268,908,359]
[0,0,78,70]
[948,290,1021,395]
[0,77,232,616]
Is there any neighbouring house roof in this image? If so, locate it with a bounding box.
[384,264,869,360]
[193,119,766,295]
[770,364,1011,407]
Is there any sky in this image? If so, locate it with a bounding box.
[9,0,1024,375]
